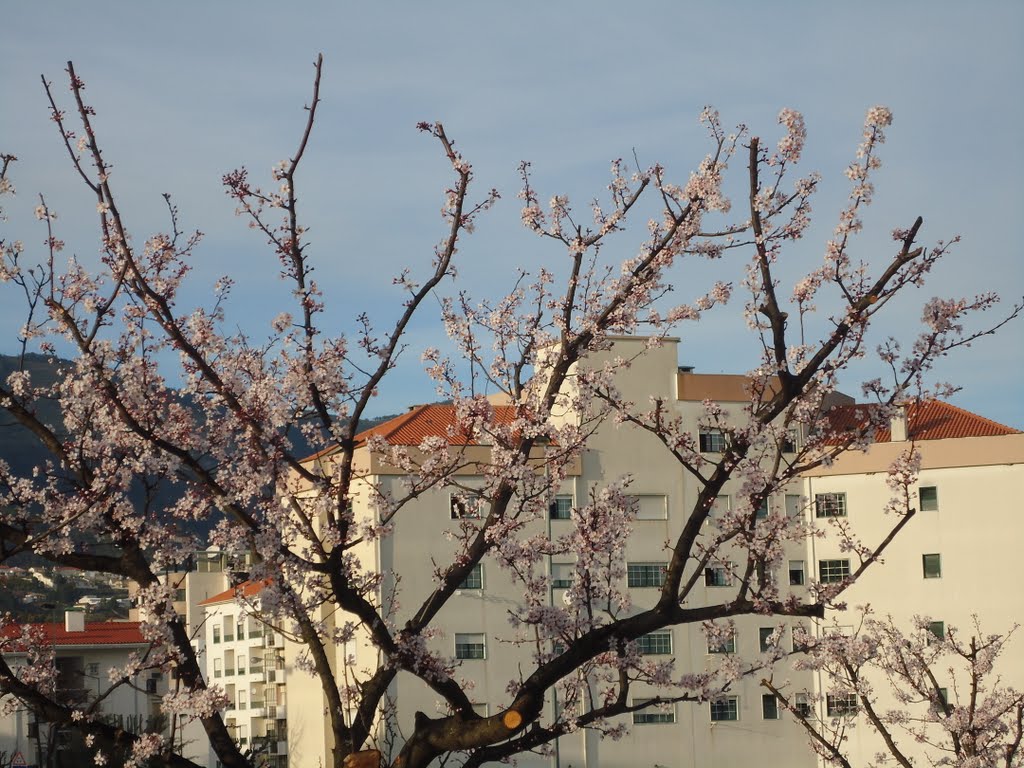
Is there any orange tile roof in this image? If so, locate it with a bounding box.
[199,579,270,606]
[302,404,520,461]
[2,621,146,647]
[826,400,1019,442]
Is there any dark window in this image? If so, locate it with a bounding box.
[762,693,780,720]
[923,554,942,579]
[920,486,938,511]
[699,429,727,453]
[549,495,573,520]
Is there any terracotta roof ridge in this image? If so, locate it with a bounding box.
[918,399,1020,435]
[198,578,271,606]
[354,404,432,444]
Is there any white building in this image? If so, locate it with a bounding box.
[199,582,290,768]
[0,611,167,768]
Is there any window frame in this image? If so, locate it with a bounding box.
[636,631,673,656]
[818,558,851,584]
[762,693,780,720]
[923,553,942,579]
[550,562,574,589]
[759,627,778,653]
[826,692,858,718]
[627,562,667,588]
[632,699,676,725]
[450,492,484,520]
[815,492,847,518]
[919,485,938,511]
[549,494,574,520]
[699,429,728,454]
[631,494,669,521]
[459,563,484,591]
[789,559,806,586]
[710,696,739,722]
[704,564,733,587]
[708,635,737,655]
[454,633,486,660]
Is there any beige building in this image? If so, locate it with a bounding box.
[213,336,1024,767]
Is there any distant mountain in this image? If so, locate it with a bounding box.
[0,353,403,546]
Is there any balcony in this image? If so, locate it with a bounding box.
[264,669,278,683]
[249,702,266,718]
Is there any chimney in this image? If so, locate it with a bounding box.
[65,609,85,633]
[890,405,908,442]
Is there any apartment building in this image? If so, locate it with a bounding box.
[802,399,1024,765]
[0,611,167,767]
[200,582,291,768]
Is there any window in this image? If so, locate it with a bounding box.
[794,693,812,717]
[633,699,675,724]
[214,659,222,679]
[459,564,484,590]
[927,621,945,643]
[710,696,739,721]
[789,560,806,586]
[213,626,221,644]
[628,562,667,588]
[815,492,847,518]
[826,693,857,717]
[762,693,780,720]
[636,631,673,655]
[549,495,573,520]
[920,486,938,511]
[699,429,727,453]
[550,563,574,589]
[782,429,799,453]
[237,656,246,674]
[87,663,100,677]
[756,497,770,519]
[455,633,486,660]
[450,493,484,519]
[934,688,949,711]
[236,621,245,641]
[785,494,803,518]
[223,618,234,642]
[759,627,778,653]
[173,588,187,602]
[708,636,736,654]
[632,495,668,520]
[818,559,850,584]
[704,564,732,587]
[792,624,812,652]
[923,553,942,579]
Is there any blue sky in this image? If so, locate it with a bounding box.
[2,2,1022,427]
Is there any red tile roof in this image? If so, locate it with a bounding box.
[826,400,1019,442]
[199,579,269,606]
[1,621,146,648]
[302,404,520,461]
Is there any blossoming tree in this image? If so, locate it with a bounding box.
[763,616,1023,768]
[0,57,1019,768]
